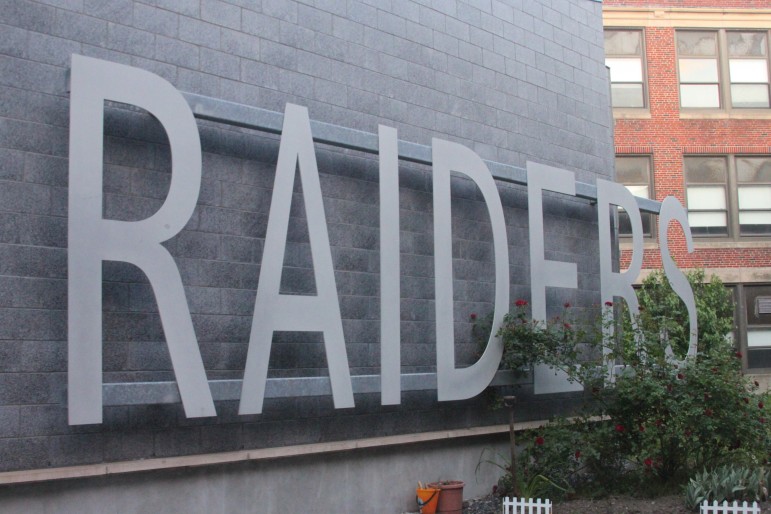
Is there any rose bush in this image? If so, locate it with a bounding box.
[491,270,771,499]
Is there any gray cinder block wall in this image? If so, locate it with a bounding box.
[0,0,612,510]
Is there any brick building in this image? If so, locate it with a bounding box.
[603,0,771,375]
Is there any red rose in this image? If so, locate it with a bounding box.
[705,408,713,417]
[535,436,544,446]
[604,301,613,307]
[759,402,765,409]
[639,425,645,432]
[515,299,528,307]
[615,424,625,433]
[564,302,571,308]
[470,313,477,320]
[677,373,684,380]
[644,458,653,467]
[754,380,760,387]
[563,323,572,330]
[574,450,581,459]
[760,417,766,424]
[743,398,750,404]
[735,351,743,358]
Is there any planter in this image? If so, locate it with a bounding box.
[427,481,464,514]
[416,487,441,514]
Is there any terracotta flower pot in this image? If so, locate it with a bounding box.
[426,480,464,514]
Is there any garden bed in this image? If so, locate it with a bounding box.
[463,494,771,513]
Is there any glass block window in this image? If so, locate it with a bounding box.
[605,30,646,108]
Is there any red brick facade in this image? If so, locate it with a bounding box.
[605,15,771,271]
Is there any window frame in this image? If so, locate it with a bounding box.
[605,28,649,111]
[736,283,771,374]
[676,28,771,112]
[615,155,655,240]
[683,155,730,238]
[684,154,771,241]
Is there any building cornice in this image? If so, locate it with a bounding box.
[603,7,771,28]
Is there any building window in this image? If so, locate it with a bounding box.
[616,156,652,237]
[737,157,771,235]
[677,31,721,108]
[684,156,728,236]
[605,30,646,108]
[744,285,771,370]
[677,29,771,110]
[728,32,770,108]
[684,155,771,238]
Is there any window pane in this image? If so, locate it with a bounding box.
[688,211,727,227]
[738,186,771,209]
[746,286,771,325]
[748,348,771,368]
[618,210,651,237]
[738,157,771,182]
[739,212,771,235]
[616,156,650,183]
[611,84,644,107]
[748,330,771,347]
[687,186,727,209]
[731,84,770,108]
[677,31,717,56]
[729,59,769,83]
[680,85,720,108]
[728,32,767,57]
[679,58,719,82]
[684,157,727,183]
[607,58,643,82]
[605,30,642,55]
[626,185,649,198]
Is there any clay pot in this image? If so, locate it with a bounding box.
[426,480,464,514]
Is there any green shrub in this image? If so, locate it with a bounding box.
[684,465,769,511]
[490,269,771,499]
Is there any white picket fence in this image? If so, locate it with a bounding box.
[700,500,760,514]
[502,497,552,514]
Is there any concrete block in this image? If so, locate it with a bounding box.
[107,23,155,60]
[52,9,108,45]
[201,0,242,30]
[133,3,179,38]
[378,11,406,38]
[103,431,155,462]
[84,0,133,23]
[0,0,56,33]
[0,56,66,96]
[143,0,198,16]
[222,28,260,60]
[241,10,280,41]
[155,35,199,69]
[0,437,48,472]
[298,4,332,34]
[346,1,377,28]
[262,0,298,23]
[431,0,456,17]
[0,24,28,59]
[176,20,216,49]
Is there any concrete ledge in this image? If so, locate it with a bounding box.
[0,422,552,486]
